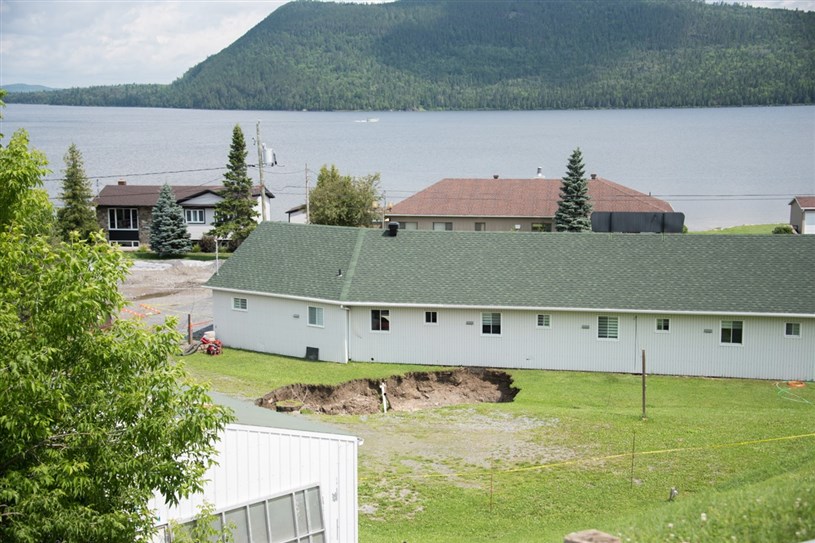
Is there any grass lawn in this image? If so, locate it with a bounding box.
[184,350,815,543]
[691,223,787,235]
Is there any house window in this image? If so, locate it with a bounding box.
[108,208,138,230]
[532,223,547,232]
[184,208,205,224]
[785,322,801,338]
[721,320,743,344]
[656,318,670,332]
[401,222,418,230]
[425,311,438,324]
[482,312,501,335]
[598,316,619,339]
[232,297,248,311]
[166,486,325,543]
[371,309,390,331]
[308,306,324,327]
[536,314,551,328]
[475,222,486,231]
[110,240,139,248]
[433,222,453,231]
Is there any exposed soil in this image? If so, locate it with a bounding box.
[256,368,520,415]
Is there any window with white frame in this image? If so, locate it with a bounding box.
[308,306,324,327]
[425,311,438,324]
[721,320,743,344]
[785,322,801,338]
[184,208,205,224]
[163,486,325,543]
[475,222,486,231]
[598,316,619,339]
[108,208,138,230]
[536,314,551,328]
[433,222,453,231]
[232,297,248,311]
[371,309,390,331]
[401,222,418,230]
[656,318,670,332]
[482,312,501,335]
[110,240,139,248]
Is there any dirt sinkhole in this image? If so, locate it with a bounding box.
[256,368,519,415]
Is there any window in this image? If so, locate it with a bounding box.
[232,297,248,311]
[721,320,743,344]
[184,208,205,224]
[425,311,438,324]
[110,240,139,248]
[598,316,619,339]
[371,309,390,331]
[656,318,670,332]
[401,222,418,230]
[532,223,548,232]
[785,322,801,338]
[475,222,486,231]
[482,312,501,335]
[164,486,325,543]
[108,208,138,230]
[536,314,551,328]
[433,222,453,231]
[308,306,324,327]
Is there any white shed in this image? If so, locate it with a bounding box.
[151,392,358,543]
[790,196,815,234]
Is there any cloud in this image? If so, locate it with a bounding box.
[1,0,811,89]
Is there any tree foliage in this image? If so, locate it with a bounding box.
[56,143,98,242]
[6,0,814,111]
[554,148,592,232]
[309,165,381,227]
[0,129,232,542]
[150,183,192,257]
[210,124,257,249]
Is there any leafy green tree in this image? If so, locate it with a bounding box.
[56,143,99,241]
[150,183,192,257]
[0,129,232,542]
[554,148,592,232]
[210,124,257,249]
[309,164,381,227]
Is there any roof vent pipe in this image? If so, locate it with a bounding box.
[387,222,399,237]
[590,173,597,179]
[536,167,543,178]
[493,174,499,179]
[117,179,127,186]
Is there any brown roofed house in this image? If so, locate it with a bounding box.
[386,175,673,232]
[94,181,274,249]
[790,196,815,234]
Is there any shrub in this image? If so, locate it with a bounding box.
[199,235,217,253]
[772,224,794,234]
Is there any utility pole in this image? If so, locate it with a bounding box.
[305,164,310,224]
[256,121,267,221]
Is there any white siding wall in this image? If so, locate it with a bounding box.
[347,307,814,380]
[151,424,358,543]
[213,292,347,362]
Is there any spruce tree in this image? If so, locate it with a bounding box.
[554,148,592,232]
[149,183,191,257]
[56,143,98,241]
[210,124,258,249]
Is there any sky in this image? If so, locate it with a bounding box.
[1,0,813,89]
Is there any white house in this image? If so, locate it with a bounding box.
[790,196,815,234]
[206,222,815,381]
[94,181,274,249]
[151,392,359,543]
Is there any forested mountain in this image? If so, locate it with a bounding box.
[7,0,815,111]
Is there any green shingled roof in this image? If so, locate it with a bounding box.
[206,222,815,316]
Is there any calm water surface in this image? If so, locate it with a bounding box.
[3,104,813,230]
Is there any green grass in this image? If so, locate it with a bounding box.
[124,251,230,261]
[183,350,815,542]
[691,223,786,235]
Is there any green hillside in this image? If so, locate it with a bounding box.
[7,0,815,111]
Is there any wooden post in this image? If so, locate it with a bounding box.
[630,431,636,489]
[187,314,192,344]
[641,349,647,420]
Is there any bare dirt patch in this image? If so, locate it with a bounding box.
[256,368,519,415]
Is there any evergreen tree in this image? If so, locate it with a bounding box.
[554,148,592,232]
[56,143,98,241]
[309,165,381,227]
[210,124,257,249]
[150,183,191,257]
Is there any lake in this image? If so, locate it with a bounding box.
[3,104,813,230]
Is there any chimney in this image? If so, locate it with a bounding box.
[387,222,400,237]
[590,173,597,180]
[117,179,127,186]
[493,174,499,179]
